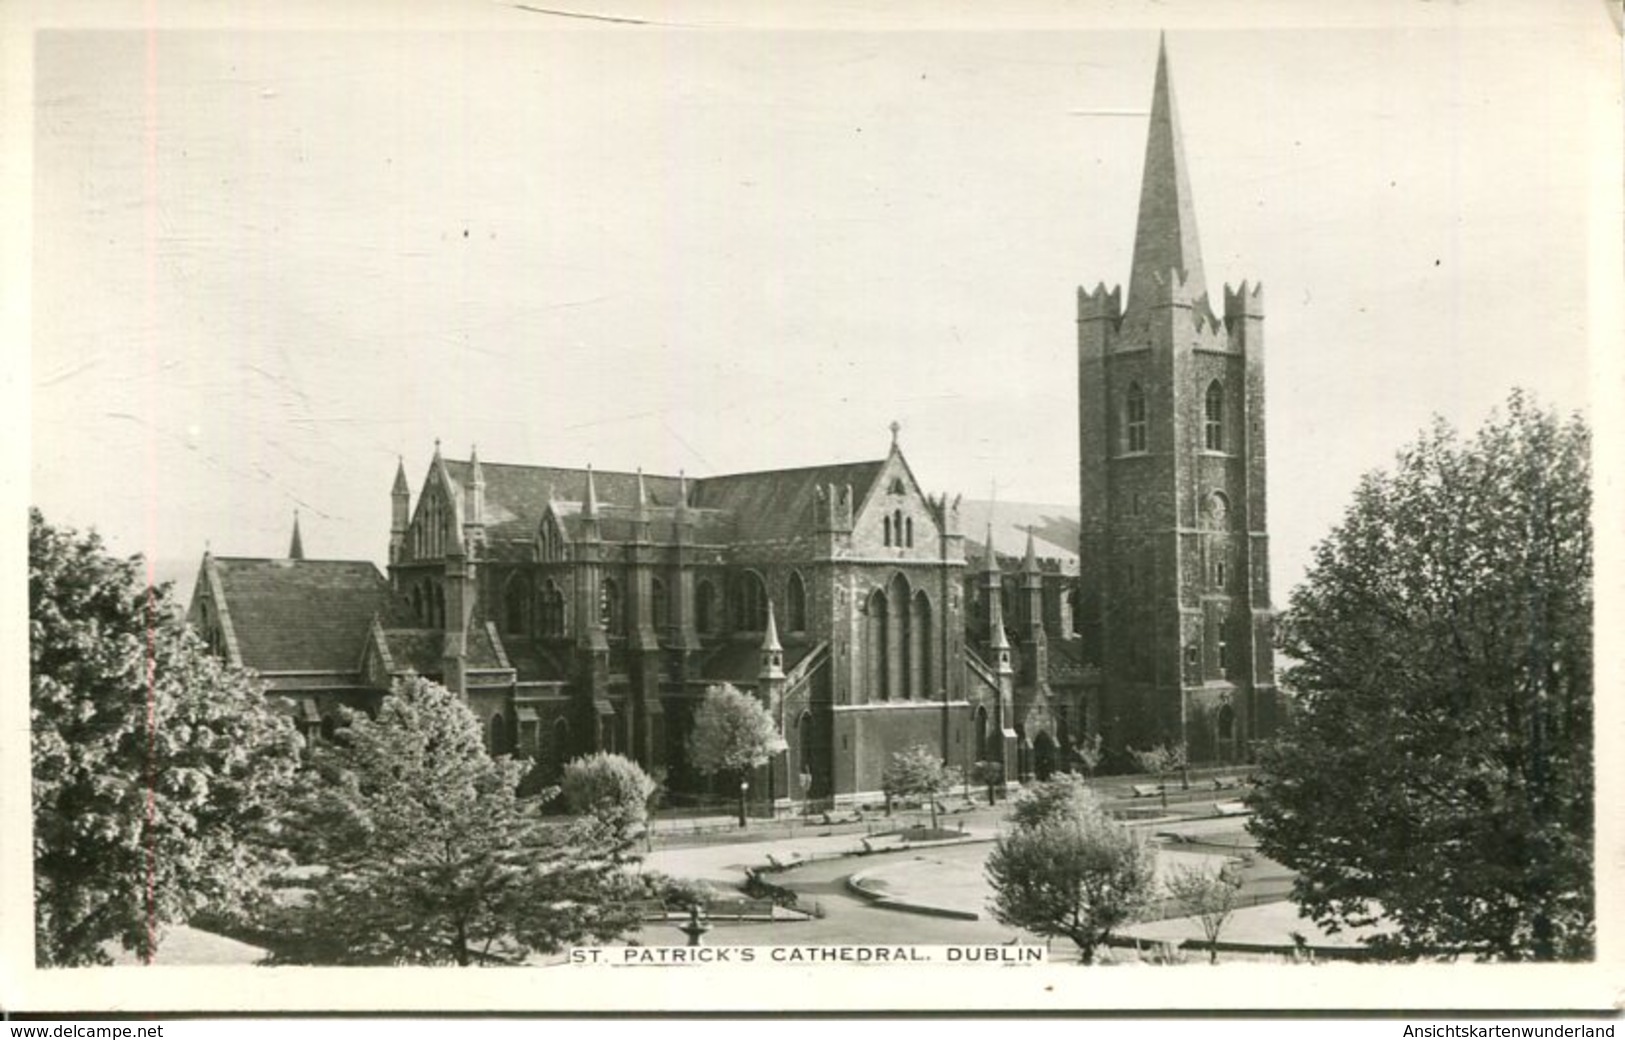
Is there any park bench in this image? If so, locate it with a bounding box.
[1214,800,1249,816]
[1212,775,1241,790]
[1131,783,1163,798]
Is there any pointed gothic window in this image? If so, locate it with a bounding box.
[1125,383,1148,453]
[787,571,808,633]
[732,571,768,631]
[696,579,715,634]
[1205,380,1225,451]
[905,516,914,548]
[503,576,527,633]
[601,578,623,635]
[651,577,670,632]
[884,515,892,547]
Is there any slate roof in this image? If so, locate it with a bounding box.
[209,557,410,673]
[699,640,816,685]
[693,459,886,543]
[438,456,884,548]
[442,461,685,545]
[550,502,735,546]
[379,625,507,674]
[957,499,1080,573]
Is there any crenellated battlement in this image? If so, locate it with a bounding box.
[1189,304,1231,348]
[1160,267,1206,304]
[1223,279,1265,320]
[1077,282,1123,322]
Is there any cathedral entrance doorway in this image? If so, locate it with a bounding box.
[1032,731,1057,781]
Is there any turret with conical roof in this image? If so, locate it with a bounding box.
[390,456,410,566]
[759,599,784,681]
[288,511,305,561]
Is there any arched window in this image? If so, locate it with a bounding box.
[696,579,715,634]
[883,514,892,547]
[732,571,768,632]
[490,713,508,755]
[1217,704,1236,741]
[601,577,623,635]
[431,583,446,629]
[786,571,808,633]
[910,590,932,699]
[1124,383,1148,454]
[503,577,527,634]
[651,577,669,632]
[887,573,910,699]
[973,705,989,762]
[893,510,903,548]
[539,581,565,638]
[865,589,888,702]
[1205,380,1225,451]
[905,516,914,548]
[412,583,425,622]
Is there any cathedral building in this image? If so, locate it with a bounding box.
[188,38,1276,804]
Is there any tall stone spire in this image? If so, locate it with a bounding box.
[288,511,304,560]
[1127,34,1207,314]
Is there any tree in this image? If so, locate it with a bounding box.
[29,509,303,966]
[685,683,780,828]
[881,744,961,831]
[1071,733,1104,783]
[985,783,1157,964]
[1007,772,1095,831]
[274,676,640,965]
[971,760,1004,806]
[1129,743,1185,809]
[1164,862,1245,964]
[560,752,658,850]
[1249,392,1593,961]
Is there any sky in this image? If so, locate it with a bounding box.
[17,0,1619,608]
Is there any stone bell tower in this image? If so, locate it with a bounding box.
[1076,36,1278,765]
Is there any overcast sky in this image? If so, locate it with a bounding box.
[18,0,1619,607]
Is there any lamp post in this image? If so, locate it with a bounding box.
[737,779,749,829]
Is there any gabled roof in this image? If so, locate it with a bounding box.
[694,459,885,543]
[437,455,886,548]
[206,557,410,673]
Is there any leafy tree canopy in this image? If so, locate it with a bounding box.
[1249,391,1593,961]
[560,751,658,844]
[1164,863,1244,964]
[985,784,1157,964]
[881,744,962,829]
[685,683,778,778]
[273,676,640,965]
[30,508,303,966]
[685,683,781,827]
[1007,772,1095,831]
